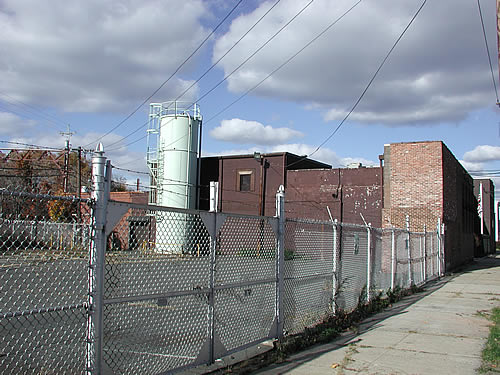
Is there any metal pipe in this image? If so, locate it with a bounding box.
[87,143,108,375]
[196,119,203,209]
[275,185,285,338]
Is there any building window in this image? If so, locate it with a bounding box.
[237,170,254,192]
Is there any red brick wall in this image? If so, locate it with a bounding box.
[382,141,475,272]
[382,141,443,232]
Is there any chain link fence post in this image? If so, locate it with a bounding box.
[207,212,217,363]
[275,185,285,338]
[332,219,338,314]
[390,227,395,290]
[424,224,428,282]
[366,224,372,302]
[406,215,412,286]
[87,143,110,375]
[437,218,441,277]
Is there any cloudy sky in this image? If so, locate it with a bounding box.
[0,0,499,192]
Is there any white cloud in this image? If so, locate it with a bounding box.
[0,112,36,136]
[269,143,377,167]
[210,118,303,145]
[213,0,495,125]
[206,142,377,168]
[0,0,208,113]
[463,145,500,163]
[458,159,484,172]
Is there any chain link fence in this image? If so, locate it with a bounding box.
[0,152,444,374]
[0,184,91,374]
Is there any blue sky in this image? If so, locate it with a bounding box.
[0,0,499,193]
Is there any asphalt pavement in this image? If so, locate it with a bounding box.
[255,253,500,375]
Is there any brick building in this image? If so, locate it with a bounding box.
[286,166,382,227]
[82,191,150,251]
[474,179,496,256]
[199,152,331,216]
[381,141,477,271]
[134,140,487,271]
[199,153,381,226]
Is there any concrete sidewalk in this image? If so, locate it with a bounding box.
[256,254,500,375]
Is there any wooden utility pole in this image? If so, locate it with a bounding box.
[77,147,82,220]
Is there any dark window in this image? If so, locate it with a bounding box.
[239,173,251,192]
[236,169,254,192]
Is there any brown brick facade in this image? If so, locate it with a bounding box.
[382,142,443,232]
[382,141,475,271]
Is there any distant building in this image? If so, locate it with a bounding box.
[474,179,495,256]
[199,152,331,216]
[381,141,477,271]
[285,166,382,227]
[199,152,381,227]
[188,141,490,271]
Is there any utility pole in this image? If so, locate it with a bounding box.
[77,147,82,220]
[60,124,74,193]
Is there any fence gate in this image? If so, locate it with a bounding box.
[93,198,281,374]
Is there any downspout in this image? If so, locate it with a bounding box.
[218,158,223,212]
[379,154,384,208]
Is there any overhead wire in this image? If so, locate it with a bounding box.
[0,140,63,150]
[173,0,282,102]
[476,0,499,105]
[0,93,67,131]
[203,0,363,125]
[192,0,316,106]
[109,0,365,212]
[287,0,428,169]
[107,0,426,219]
[103,0,291,150]
[83,0,244,148]
[0,102,63,133]
[106,0,332,152]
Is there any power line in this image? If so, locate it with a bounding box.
[288,0,428,168]
[111,165,149,175]
[204,0,363,125]
[0,140,63,150]
[109,1,363,185]
[105,0,293,150]
[476,0,499,105]
[0,101,62,133]
[0,93,67,131]
[193,0,316,106]
[83,0,244,148]
[106,0,318,151]
[174,0,282,103]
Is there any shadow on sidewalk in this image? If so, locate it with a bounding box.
[254,253,500,374]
